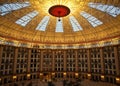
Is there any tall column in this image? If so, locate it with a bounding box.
[100,47,105,74]
[0,45,3,83]
[39,50,41,72]
[27,49,31,73]
[75,50,78,72]
[13,47,18,74]
[114,46,120,76]
[52,50,55,72]
[40,50,43,72]
[63,50,67,71]
[0,45,3,69]
[87,49,91,73]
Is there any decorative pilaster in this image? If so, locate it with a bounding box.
[64,50,67,71]
[40,50,43,72]
[52,50,55,72]
[13,47,18,74]
[100,47,105,74]
[0,45,3,69]
[75,50,78,72]
[87,49,91,73]
[27,49,31,73]
[114,46,120,76]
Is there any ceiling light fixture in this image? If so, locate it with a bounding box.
[49,5,70,21]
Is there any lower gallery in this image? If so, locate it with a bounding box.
[0,44,120,86]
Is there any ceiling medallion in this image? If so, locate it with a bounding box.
[49,5,70,21]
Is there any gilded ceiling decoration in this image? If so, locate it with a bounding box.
[0,0,120,45]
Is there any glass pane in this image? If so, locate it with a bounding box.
[15,11,39,27]
[0,1,30,16]
[56,18,64,32]
[69,16,83,31]
[80,11,103,27]
[36,16,50,31]
[88,2,120,17]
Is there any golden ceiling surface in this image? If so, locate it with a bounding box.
[0,0,120,44]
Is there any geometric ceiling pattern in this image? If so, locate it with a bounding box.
[15,10,39,27]
[0,1,30,16]
[88,2,120,17]
[36,16,50,31]
[0,0,120,45]
[80,11,103,27]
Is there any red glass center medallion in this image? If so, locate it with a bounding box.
[49,5,70,17]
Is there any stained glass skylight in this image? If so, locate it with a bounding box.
[36,16,50,31]
[88,2,120,17]
[15,11,39,27]
[69,16,83,31]
[0,2,30,16]
[80,11,103,27]
[55,18,64,32]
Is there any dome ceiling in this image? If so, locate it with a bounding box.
[0,0,120,45]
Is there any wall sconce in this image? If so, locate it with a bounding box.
[52,72,55,76]
[63,72,67,76]
[87,74,91,79]
[13,76,17,79]
[40,73,43,80]
[101,75,105,81]
[101,75,104,79]
[75,73,78,78]
[0,78,1,81]
[87,74,91,77]
[40,73,43,76]
[116,77,120,84]
[27,74,31,78]
[116,77,120,81]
